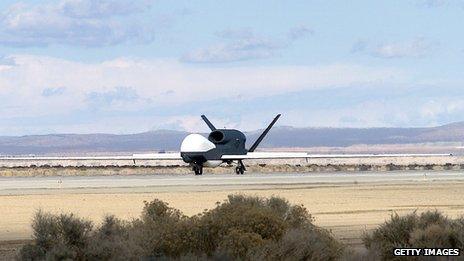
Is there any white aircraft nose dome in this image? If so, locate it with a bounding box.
[180,134,216,152]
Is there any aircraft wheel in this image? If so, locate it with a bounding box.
[193,165,203,175]
[235,166,245,175]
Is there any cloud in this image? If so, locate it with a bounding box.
[0,55,16,71]
[0,55,16,65]
[1,54,463,135]
[215,28,256,40]
[252,88,464,129]
[415,0,464,9]
[352,38,437,58]
[150,115,236,132]
[0,0,155,47]
[42,87,66,97]
[0,54,404,133]
[182,26,312,63]
[287,25,314,40]
[181,38,284,63]
[85,86,141,110]
[60,0,152,18]
[416,0,449,7]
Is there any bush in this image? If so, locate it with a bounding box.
[19,194,343,261]
[19,210,93,261]
[84,215,142,260]
[251,227,344,261]
[195,194,316,256]
[363,210,464,260]
[131,199,201,258]
[216,229,264,259]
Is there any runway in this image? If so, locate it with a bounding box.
[1,171,464,193]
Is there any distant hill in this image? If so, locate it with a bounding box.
[1,122,464,155]
[256,122,464,148]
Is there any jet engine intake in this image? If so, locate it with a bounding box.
[208,130,226,144]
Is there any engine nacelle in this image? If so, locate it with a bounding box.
[208,129,246,144]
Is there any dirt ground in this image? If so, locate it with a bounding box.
[1,179,464,259]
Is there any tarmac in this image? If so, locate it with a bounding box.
[1,171,464,193]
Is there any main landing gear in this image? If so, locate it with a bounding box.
[235,160,246,175]
[192,164,203,175]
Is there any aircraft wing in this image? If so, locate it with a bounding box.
[132,153,182,160]
[221,152,452,160]
[222,152,309,160]
[0,153,182,161]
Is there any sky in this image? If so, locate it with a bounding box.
[0,0,463,135]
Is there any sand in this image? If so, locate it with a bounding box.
[1,180,464,247]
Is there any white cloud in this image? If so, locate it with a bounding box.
[353,38,437,58]
[416,0,464,8]
[287,25,314,40]
[419,99,464,119]
[150,115,238,132]
[182,28,285,63]
[215,28,256,40]
[0,54,404,120]
[0,0,155,47]
[182,26,313,63]
[2,55,464,135]
[85,86,143,111]
[0,55,16,65]
[181,38,283,63]
[42,87,66,97]
[60,0,152,18]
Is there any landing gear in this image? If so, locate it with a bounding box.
[192,164,203,175]
[235,167,244,175]
[235,160,246,175]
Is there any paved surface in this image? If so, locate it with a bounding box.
[1,171,463,193]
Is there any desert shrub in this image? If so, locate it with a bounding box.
[251,227,344,261]
[19,210,93,261]
[215,229,264,259]
[358,164,372,171]
[363,210,464,260]
[195,194,315,256]
[424,164,435,170]
[444,163,453,170]
[386,163,401,171]
[141,199,185,222]
[19,194,343,261]
[130,199,200,258]
[18,244,45,261]
[84,215,142,260]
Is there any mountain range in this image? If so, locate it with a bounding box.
[1,122,464,155]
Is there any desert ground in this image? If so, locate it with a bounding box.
[1,171,464,259]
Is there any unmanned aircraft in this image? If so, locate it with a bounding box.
[0,114,452,175]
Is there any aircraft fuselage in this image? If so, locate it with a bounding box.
[180,129,246,163]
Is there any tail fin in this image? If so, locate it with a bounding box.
[201,115,216,131]
[248,114,281,152]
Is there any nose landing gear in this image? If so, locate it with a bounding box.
[192,164,203,175]
[235,160,246,175]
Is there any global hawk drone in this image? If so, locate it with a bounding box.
[0,114,451,175]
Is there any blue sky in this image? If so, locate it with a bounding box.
[0,0,463,135]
